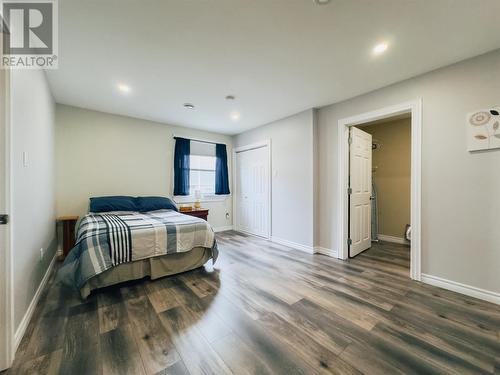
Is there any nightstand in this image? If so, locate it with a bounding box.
[57,216,78,259]
[181,208,209,221]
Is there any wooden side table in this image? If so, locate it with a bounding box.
[181,208,209,221]
[57,216,78,259]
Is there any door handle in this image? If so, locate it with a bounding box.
[369,196,375,201]
[0,214,9,224]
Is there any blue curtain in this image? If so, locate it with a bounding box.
[215,143,230,195]
[173,138,190,195]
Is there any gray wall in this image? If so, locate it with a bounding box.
[317,49,500,293]
[11,70,56,329]
[55,105,233,230]
[234,109,317,248]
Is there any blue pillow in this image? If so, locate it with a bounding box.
[136,196,178,212]
[89,196,137,213]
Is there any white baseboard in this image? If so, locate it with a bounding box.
[213,225,233,233]
[377,234,409,245]
[314,246,339,259]
[421,273,500,306]
[14,253,57,351]
[270,237,315,254]
[232,227,269,239]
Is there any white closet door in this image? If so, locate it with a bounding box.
[349,126,372,257]
[235,146,269,238]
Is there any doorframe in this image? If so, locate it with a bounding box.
[0,66,13,370]
[337,99,422,281]
[232,139,272,239]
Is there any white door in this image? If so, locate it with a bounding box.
[235,146,269,238]
[0,64,12,370]
[349,126,372,257]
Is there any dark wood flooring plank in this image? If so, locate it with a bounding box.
[389,303,500,364]
[210,333,275,375]
[293,298,445,374]
[23,306,68,361]
[179,273,217,299]
[100,324,146,375]
[154,360,190,375]
[159,306,232,375]
[339,343,410,375]
[207,294,318,375]
[190,298,233,344]
[59,303,101,375]
[147,287,181,314]
[98,301,128,334]
[371,322,492,374]
[402,290,500,337]
[125,295,180,375]
[12,349,62,375]
[256,311,359,374]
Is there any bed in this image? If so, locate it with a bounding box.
[59,196,218,298]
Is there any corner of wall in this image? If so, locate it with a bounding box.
[312,108,319,247]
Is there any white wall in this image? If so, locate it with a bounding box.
[55,105,233,230]
[11,70,56,329]
[233,109,317,248]
[318,49,500,293]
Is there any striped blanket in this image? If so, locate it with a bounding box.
[59,209,218,291]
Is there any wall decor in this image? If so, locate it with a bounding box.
[467,108,500,151]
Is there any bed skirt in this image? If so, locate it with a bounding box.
[80,246,212,299]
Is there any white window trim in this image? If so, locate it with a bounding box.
[173,194,230,204]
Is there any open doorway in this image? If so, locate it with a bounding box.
[348,114,411,267]
[337,100,422,281]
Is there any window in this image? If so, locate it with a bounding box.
[174,140,224,202]
[189,154,216,195]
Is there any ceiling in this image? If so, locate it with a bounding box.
[46,0,500,135]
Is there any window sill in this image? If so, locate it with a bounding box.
[174,195,230,204]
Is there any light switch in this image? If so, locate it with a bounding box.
[22,151,28,167]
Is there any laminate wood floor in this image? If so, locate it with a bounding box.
[4,231,500,375]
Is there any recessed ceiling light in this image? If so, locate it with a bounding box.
[230,111,240,121]
[225,95,235,100]
[184,103,195,109]
[373,42,389,56]
[313,0,330,4]
[117,83,131,93]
